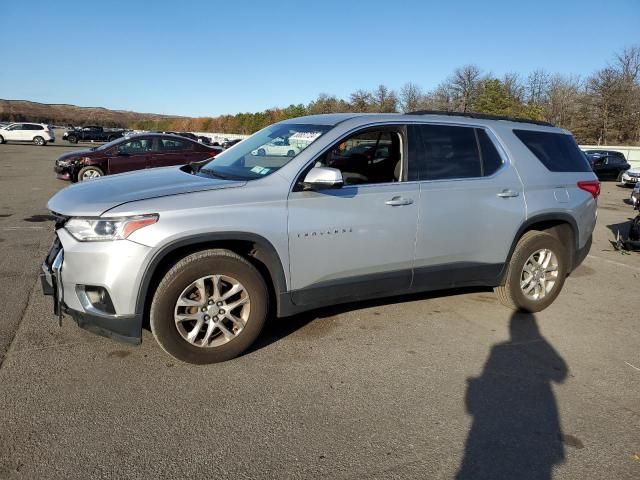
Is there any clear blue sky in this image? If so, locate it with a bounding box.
[1,0,638,117]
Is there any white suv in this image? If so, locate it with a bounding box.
[0,123,55,146]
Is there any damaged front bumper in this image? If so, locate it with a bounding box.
[40,233,143,345]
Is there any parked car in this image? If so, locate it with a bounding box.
[222,138,242,149]
[620,167,640,186]
[66,125,125,144]
[631,182,640,207]
[584,149,630,181]
[251,137,301,156]
[177,132,199,142]
[54,133,222,182]
[42,112,598,364]
[0,122,55,146]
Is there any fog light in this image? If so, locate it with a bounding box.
[77,285,116,315]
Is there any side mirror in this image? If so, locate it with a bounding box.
[303,167,343,190]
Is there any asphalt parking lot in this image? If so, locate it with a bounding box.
[0,140,639,479]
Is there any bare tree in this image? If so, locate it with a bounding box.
[349,89,374,112]
[615,45,640,82]
[372,85,398,112]
[613,45,640,143]
[587,67,623,144]
[503,72,525,103]
[526,69,550,104]
[545,74,582,128]
[422,82,454,111]
[449,65,482,112]
[306,93,350,115]
[399,82,423,112]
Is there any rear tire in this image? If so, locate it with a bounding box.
[77,166,104,181]
[33,136,46,146]
[494,231,568,312]
[150,249,269,364]
[67,135,78,144]
[0,135,4,144]
[287,150,295,157]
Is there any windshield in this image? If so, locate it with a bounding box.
[199,123,331,180]
[94,137,125,151]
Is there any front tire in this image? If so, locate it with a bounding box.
[150,249,269,364]
[257,148,266,156]
[77,166,104,181]
[33,136,46,146]
[287,150,295,157]
[494,231,568,312]
[67,135,78,144]
[0,135,4,144]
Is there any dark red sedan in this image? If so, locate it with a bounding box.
[54,133,222,182]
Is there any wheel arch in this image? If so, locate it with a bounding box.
[135,232,288,324]
[500,213,579,283]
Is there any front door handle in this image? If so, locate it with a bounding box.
[385,196,413,206]
[497,189,520,198]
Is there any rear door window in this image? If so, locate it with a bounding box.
[161,138,192,151]
[513,130,590,172]
[408,124,503,180]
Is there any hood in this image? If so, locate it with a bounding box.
[48,166,245,216]
[57,149,96,162]
[626,168,640,175]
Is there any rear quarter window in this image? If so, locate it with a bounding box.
[513,129,590,172]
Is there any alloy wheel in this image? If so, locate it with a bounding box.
[174,274,250,348]
[82,170,101,180]
[520,248,559,301]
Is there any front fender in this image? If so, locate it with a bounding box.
[134,232,288,318]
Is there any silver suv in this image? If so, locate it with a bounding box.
[41,113,599,364]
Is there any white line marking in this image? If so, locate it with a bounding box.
[625,362,640,372]
[587,254,640,272]
[8,340,100,355]
[0,226,46,231]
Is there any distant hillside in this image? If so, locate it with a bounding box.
[0,99,182,128]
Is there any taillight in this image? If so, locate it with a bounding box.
[577,180,600,198]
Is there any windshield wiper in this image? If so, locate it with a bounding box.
[199,169,230,180]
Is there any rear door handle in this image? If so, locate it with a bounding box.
[385,196,413,206]
[497,190,520,198]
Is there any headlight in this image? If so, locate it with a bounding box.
[65,214,158,241]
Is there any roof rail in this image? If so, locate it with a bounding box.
[406,110,555,127]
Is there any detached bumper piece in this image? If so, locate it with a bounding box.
[40,236,142,344]
[40,238,64,324]
[611,216,640,252]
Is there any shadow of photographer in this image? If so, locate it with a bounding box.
[456,312,568,480]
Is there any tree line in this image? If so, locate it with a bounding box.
[133,45,639,145]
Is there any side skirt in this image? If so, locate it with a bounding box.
[278,262,504,317]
